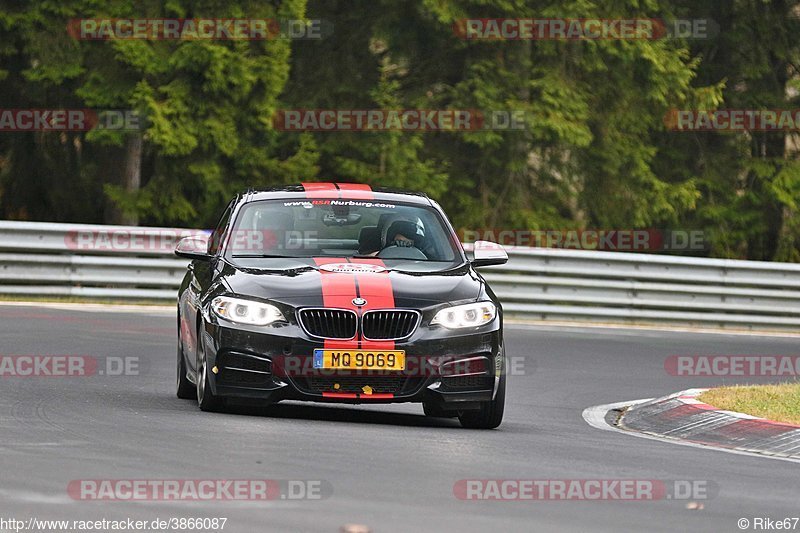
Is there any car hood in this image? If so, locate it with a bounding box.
[218,258,482,308]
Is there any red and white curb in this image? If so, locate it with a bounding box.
[583,389,800,464]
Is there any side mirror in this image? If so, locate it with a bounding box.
[175,236,212,261]
[471,240,508,267]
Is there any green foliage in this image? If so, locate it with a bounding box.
[1,0,799,261]
[0,0,312,226]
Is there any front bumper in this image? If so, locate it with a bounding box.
[200,318,503,408]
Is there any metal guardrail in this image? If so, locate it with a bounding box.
[0,221,193,301]
[0,220,798,330]
[478,248,800,329]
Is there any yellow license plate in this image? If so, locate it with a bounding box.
[313,349,405,370]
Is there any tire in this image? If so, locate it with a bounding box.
[196,324,224,412]
[423,401,457,418]
[458,373,505,429]
[176,344,194,400]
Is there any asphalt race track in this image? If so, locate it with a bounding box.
[1,304,799,532]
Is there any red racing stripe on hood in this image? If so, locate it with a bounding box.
[313,257,359,350]
[349,258,395,351]
[312,258,397,351]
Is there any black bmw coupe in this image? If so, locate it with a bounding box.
[175,183,509,428]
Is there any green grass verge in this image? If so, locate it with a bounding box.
[699,382,800,426]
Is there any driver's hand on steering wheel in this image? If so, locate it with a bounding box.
[387,234,415,248]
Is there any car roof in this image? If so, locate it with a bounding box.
[240,183,433,206]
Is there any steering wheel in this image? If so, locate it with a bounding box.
[377,245,428,260]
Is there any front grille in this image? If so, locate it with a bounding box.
[298,309,357,339]
[361,310,419,340]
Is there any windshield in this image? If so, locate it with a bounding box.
[224,198,463,270]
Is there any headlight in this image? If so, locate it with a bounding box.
[211,296,286,326]
[431,302,496,329]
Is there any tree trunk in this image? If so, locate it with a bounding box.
[120,133,142,226]
[105,134,142,225]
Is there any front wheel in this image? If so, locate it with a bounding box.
[458,373,505,429]
[196,326,224,412]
